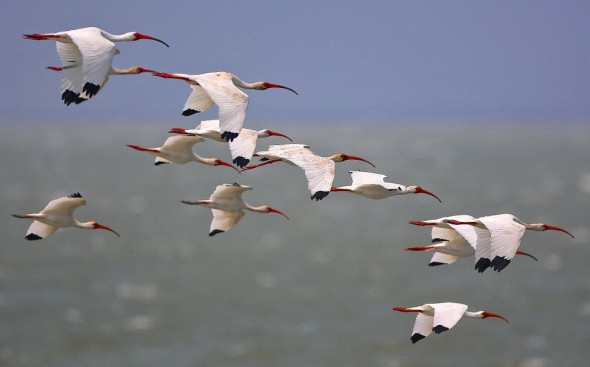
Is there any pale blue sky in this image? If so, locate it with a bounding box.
[2,1,589,125]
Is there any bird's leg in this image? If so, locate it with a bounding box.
[22,33,64,40]
[240,159,281,172]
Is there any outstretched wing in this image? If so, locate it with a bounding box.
[411,310,434,343]
[55,42,86,105]
[229,129,258,167]
[429,252,460,266]
[194,72,248,141]
[431,303,468,334]
[209,209,245,236]
[479,214,526,271]
[25,221,58,240]
[182,84,215,116]
[349,170,387,186]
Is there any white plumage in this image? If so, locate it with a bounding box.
[169,119,292,167]
[126,135,238,170]
[24,27,168,104]
[242,144,375,201]
[331,170,441,202]
[153,71,298,141]
[445,213,574,272]
[11,193,119,240]
[181,183,289,236]
[393,302,508,343]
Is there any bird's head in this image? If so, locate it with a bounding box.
[131,32,170,47]
[331,153,376,167]
[258,129,293,141]
[264,206,289,220]
[92,222,120,237]
[258,82,299,95]
[481,311,509,322]
[407,186,442,203]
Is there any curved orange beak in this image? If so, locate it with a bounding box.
[414,186,442,203]
[515,250,538,261]
[482,311,509,323]
[268,207,289,220]
[93,222,120,237]
[265,83,298,95]
[543,224,575,238]
[133,32,170,47]
[266,130,293,142]
[340,154,376,168]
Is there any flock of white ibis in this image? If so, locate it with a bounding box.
[16,26,576,344]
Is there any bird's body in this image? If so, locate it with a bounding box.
[152,71,298,141]
[241,144,375,200]
[331,170,441,202]
[445,214,574,272]
[181,183,288,236]
[393,302,508,343]
[408,215,538,270]
[11,193,119,240]
[127,134,238,169]
[24,26,168,105]
[169,119,292,167]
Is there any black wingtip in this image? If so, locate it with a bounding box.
[474,258,491,273]
[311,191,329,201]
[62,90,85,105]
[232,156,250,168]
[491,256,511,272]
[69,192,82,198]
[411,333,426,343]
[428,262,446,267]
[221,131,239,142]
[182,109,199,116]
[25,233,43,241]
[209,229,224,237]
[433,325,449,334]
[154,161,169,166]
[82,82,100,98]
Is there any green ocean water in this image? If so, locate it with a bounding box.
[1,120,589,367]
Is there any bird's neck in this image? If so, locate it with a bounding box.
[76,221,95,229]
[192,154,216,166]
[464,311,484,319]
[101,31,135,42]
[110,66,140,75]
[245,204,268,213]
[523,223,544,231]
[231,75,262,90]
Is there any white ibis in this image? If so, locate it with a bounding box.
[126,135,238,170]
[169,119,293,168]
[181,183,288,236]
[152,71,298,141]
[23,27,168,105]
[408,215,537,270]
[330,170,441,202]
[393,302,508,343]
[445,214,575,272]
[11,193,120,240]
[241,144,376,200]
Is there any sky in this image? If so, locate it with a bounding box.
[2,1,590,125]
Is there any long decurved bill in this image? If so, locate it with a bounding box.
[265,83,299,95]
[268,207,289,220]
[342,155,376,168]
[134,33,170,47]
[544,224,575,238]
[267,130,293,142]
[94,223,120,237]
[515,250,538,262]
[414,186,442,203]
[482,311,509,323]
